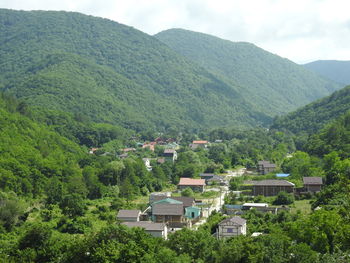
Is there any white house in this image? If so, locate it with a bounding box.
[217,216,247,239]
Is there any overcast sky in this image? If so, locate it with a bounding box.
[2,0,350,63]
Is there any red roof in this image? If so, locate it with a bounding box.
[178,178,205,186]
[192,140,208,144]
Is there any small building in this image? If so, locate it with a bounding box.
[122,148,136,153]
[257,161,276,175]
[199,173,216,181]
[143,142,156,152]
[178,178,206,192]
[151,199,186,228]
[242,203,269,210]
[149,192,172,204]
[122,221,168,239]
[252,180,295,196]
[117,210,141,222]
[164,149,177,162]
[185,206,201,220]
[303,177,323,193]
[217,216,247,239]
[192,140,208,147]
[151,196,195,208]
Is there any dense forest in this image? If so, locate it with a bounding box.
[0,9,270,132]
[1,89,350,262]
[304,60,350,85]
[155,28,340,116]
[272,85,350,136]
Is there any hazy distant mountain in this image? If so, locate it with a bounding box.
[271,85,350,135]
[155,28,341,117]
[0,9,270,131]
[304,60,350,85]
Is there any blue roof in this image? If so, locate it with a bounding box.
[276,173,290,177]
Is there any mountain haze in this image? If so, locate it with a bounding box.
[271,85,350,135]
[155,28,340,117]
[0,9,270,131]
[304,60,350,85]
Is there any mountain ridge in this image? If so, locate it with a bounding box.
[155,28,341,117]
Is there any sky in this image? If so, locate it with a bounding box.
[1,0,350,63]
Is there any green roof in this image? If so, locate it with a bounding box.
[152,198,183,205]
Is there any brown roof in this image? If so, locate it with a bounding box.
[164,149,176,154]
[258,161,276,168]
[151,196,195,207]
[178,178,206,186]
[219,216,246,226]
[252,180,294,187]
[303,177,323,185]
[122,221,166,231]
[193,140,208,144]
[117,210,141,218]
[152,203,183,215]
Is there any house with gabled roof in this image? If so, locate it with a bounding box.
[117,210,141,222]
[303,177,323,193]
[178,178,206,192]
[163,149,177,162]
[252,180,295,196]
[257,160,276,175]
[122,221,168,239]
[151,198,185,228]
[217,216,247,239]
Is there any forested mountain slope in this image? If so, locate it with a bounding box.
[0,9,269,131]
[304,60,350,85]
[155,29,340,116]
[271,85,350,135]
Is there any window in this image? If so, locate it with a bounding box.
[227,228,233,233]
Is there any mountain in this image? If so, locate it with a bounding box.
[0,9,270,131]
[155,29,341,117]
[304,60,350,85]
[271,85,350,135]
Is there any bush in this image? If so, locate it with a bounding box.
[181,187,194,197]
[273,191,294,205]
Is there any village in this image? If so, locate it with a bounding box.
[92,137,324,240]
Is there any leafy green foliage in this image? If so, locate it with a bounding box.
[273,191,294,205]
[155,28,340,117]
[0,9,270,131]
[272,86,350,136]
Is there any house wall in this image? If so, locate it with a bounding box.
[253,185,293,196]
[305,184,322,192]
[118,216,139,222]
[154,215,183,223]
[146,230,166,239]
[218,223,246,239]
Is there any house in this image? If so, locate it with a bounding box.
[142,142,156,152]
[122,221,168,239]
[217,216,247,239]
[185,206,201,220]
[190,140,209,149]
[303,177,323,193]
[151,196,195,208]
[119,153,129,159]
[89,147,99,154]
[178,178,206,192]
[199,173,216,181]
[151,198,186,228]
[163,149,177,162]
[242,203,268,210]
[157,158,165,164]
[252,180,295,196]
[257,161,276,175]
[149,192,172,204]
[207,175,226,186]
[117,210,141,222]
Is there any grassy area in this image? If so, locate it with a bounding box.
[290,199,312,214]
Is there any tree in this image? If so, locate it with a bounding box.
[59,194,86,218]
[273,191,294,205]
[181,187,194,197]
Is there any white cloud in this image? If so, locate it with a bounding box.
[1,0,350,63]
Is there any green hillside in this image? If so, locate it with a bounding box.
[155,28,340,116]
[0,9,270,131]
[271,85,350,135]
[304,60,350,85]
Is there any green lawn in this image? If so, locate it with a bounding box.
[290,199,312,214]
